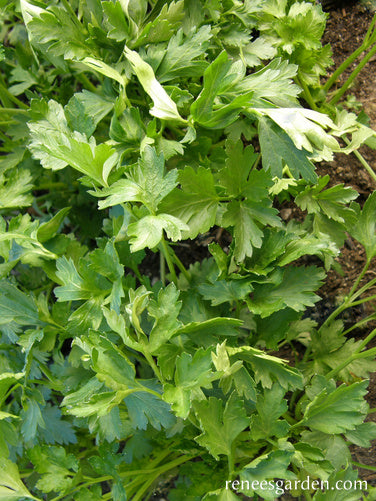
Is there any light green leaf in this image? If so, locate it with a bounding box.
[163,349,214,419]
[256,107,338,155]
[128,214,188,252]
[198,279,253,306]
[37,207,70,243]
[0,458,39,500]
[0,281,40,326]
[124,383,175,430]
[345,422,376,448]
[191,51,253,129]
[124,47,185,122]
[235,58,299,107]
[156,26,211,83]
[134,1,184,46]
[65,90,114,137]
[301,378,369,434]
[228,346,303,391]
[147,284,182,354]
[0,170,33,209]
[160,166,218,239]
[217,140,258,197]
[296,175,357,224]
[28,100,118,186]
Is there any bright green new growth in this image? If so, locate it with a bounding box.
[0,0,376,500]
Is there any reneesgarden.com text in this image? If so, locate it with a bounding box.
[225,477,367,496]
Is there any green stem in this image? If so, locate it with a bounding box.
[343,137,376,184]
[368,407,376,414]
[325,346,376,379]
[348,294,376,309]
[50,476,113,501]
[130,454,199,501]
[319,259,371,331]
[140,342,164,383]
[342,313,376,336]
[160,237,177,284]
[329,42,376,105]
[296,74,318,111]
[0,108,29,114]
[77,73,98,93]
[228,444,235,481]
[35,181,76,191]
[0,83,28,109]
[352,461,376,472]
[1,383,22,405]
[160,249,166,286]
[355,327,376,352]
[170,248,190,281]
[323,13,376,92]
[346,259,371,300]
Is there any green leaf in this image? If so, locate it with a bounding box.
[191,51,253,129]
[155,25,211,82]
[128,213,188,251]
[292,442,334,480]
[21,0,89,66]
[345,422,376,448]
[37,207,70,243]
[249,266,325,317]
[239,450,295,500]
[301,378,369,434]
[0,169,33,209]
[0,458,39,500]
[94,146,178,211]
[227,346,303,391]
[217,140,258,197]
[194,393,249,459]
[39,405,76,445]
[258,116,317,182]
[257,107,338,156]
[21,398,45,442]
[124,47,185,122]
[234,58,300,107]
[163,349,214,419]
[54,256,110,301]
[296,175,358,223]
[134,1,185,47]
[65,90,114,137]
[350,191,376,260]
[160,166,218,239]
[301,431,350,470]
[0,281,41,326]
[260,1,327,55]
[198,278,253,306]
[249,384,290,441]
[147,283,182,354]
[0,373,24,404]
[221,170,280,262]
[124,382,175,430]
[102,1,130,42]
[29,445,78,495]
[28,100,118,186]
[312,467,362,501]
